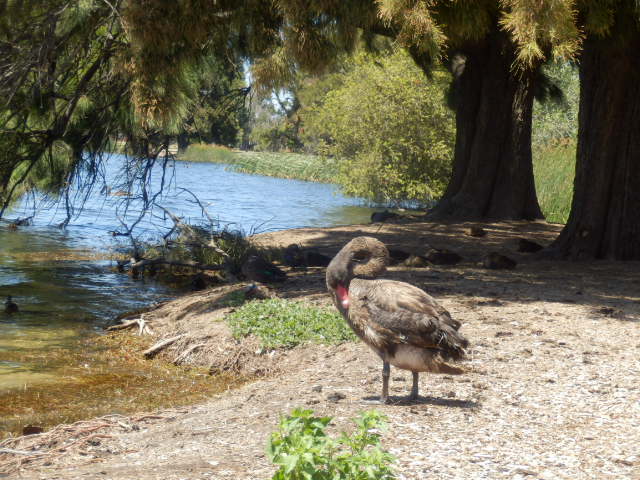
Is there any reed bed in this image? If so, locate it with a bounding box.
[178,144,335,183]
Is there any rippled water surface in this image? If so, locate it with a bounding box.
[1,156,374,390]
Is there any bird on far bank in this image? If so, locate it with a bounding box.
[242,255,287,284]
[370,210,399,223]
[283,244,331,268]
[4,296,18,314]
[326,236,468,404]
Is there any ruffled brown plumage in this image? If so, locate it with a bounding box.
[326,236,469,403]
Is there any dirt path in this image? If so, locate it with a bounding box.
[3,220,640,479]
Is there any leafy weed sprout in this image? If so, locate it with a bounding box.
[267,408,396,480]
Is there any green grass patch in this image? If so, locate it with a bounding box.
[231,151,336,183]
[533,141,576,224]
[227,299,355,349]
[177,143,336,183]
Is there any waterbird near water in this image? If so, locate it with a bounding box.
[283,244,331,268]
[241,255,287,284]
[370,210,400,223]
[4,296,18,314]
[326,237,469,403]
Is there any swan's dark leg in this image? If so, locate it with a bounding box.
[381,361,390,404]
[408,372,420,401]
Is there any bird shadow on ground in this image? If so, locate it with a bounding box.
[361,395,480,409]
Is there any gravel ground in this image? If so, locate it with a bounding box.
[3,220,639,480]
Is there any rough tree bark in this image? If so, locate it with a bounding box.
[416,32,543,220]
[548,27,640,260]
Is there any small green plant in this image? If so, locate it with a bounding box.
[267,408,396,480]
[227,299,356,349]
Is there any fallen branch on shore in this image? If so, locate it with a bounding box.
[0,448,39,456]
[143,334,186,358]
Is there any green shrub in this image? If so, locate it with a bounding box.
[532,61,579,148]
[249,117,303,152]
[304,49,454,206]
[227,299,355,349]
[267,408,396,480]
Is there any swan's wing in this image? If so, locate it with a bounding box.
[356,279,461,329]
[349,279,468,358]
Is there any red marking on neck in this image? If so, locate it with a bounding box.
[336,284,349,309]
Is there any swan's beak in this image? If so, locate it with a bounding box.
[336,284,349,309]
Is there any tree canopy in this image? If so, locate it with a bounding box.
[2,0,640,258]
[0,0,251,219]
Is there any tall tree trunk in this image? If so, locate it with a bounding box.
[423,33,543,220]
[548,28,640,260]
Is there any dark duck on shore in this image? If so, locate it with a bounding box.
[326,237,469,403]
[242,255,287,284]
[284,244,331,268]
[4,296,18,314]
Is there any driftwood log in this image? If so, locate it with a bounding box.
[143,334,186,358]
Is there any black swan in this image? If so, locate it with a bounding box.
[242,255,287,283]
[326,237,468,403]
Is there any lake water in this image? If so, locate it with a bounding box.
[0,155,375,391]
